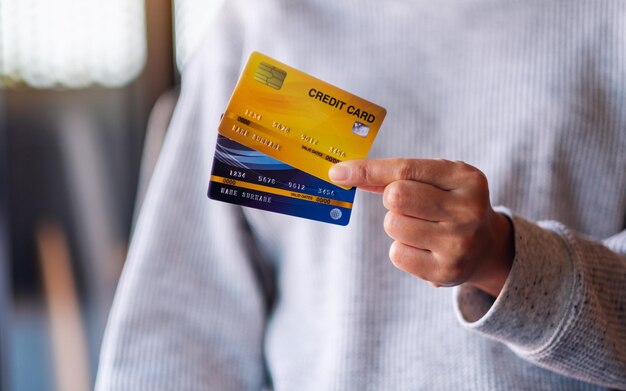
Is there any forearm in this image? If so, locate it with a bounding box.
[455,211,626,388]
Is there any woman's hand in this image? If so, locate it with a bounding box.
[329,158,514,297]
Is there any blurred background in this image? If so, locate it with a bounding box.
[0,1,223,389]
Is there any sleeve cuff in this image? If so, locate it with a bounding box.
[453,208,577,354]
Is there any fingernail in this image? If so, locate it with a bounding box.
[328,165,349,181]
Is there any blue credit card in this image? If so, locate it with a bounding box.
[208,135,356,225]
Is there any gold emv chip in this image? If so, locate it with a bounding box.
[255,61,287,90]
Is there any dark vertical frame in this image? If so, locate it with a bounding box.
[120,0,176,236]
[0,89,10,391]
[0,1,176,388]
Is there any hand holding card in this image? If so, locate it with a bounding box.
[208,52,386,225]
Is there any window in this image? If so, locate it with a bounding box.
[0,0,147,88]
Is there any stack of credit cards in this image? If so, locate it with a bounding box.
[207,52,386,225]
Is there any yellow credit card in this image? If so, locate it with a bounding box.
[218,52,387,187]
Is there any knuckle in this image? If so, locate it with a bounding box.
[452,235,474,256]
[388,241,404,267]
[470,170,488,190]
[459,163,488,190]
[383,212,397,237]
[454,160,473,172]
[383,211,397,237]
[396,160,416,180]
[440,158,457,168]
[356,163,370,183]
[437,261,466,284]
[383,182,406,210]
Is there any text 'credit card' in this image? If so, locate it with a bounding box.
[218,52,386,187]
[208,52,386,225]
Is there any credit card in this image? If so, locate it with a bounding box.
[208,135,355,225]
[217,52,387,187]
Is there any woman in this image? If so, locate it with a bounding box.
[97,1,626,389]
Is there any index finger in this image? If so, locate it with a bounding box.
[328,158,461,190]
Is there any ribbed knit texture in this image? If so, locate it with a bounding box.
[96,1,626,390]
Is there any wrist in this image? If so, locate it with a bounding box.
[468,211,515,297]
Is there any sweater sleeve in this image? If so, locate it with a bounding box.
[95,4,273,390]
[454,208,626,389]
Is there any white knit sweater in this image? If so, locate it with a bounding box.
[97,1,626,389]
